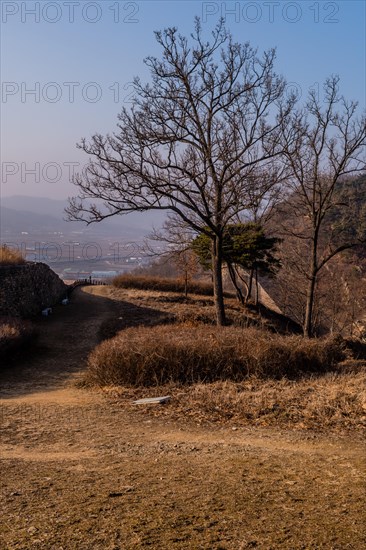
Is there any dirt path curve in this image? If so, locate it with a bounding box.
[0,286,117,403]
[1,287,365,549]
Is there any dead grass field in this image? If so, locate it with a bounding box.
[0,285,365,549]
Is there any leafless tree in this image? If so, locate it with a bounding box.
[66,18,295,325]
[280,76,366,337]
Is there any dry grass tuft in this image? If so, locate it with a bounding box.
[113,274,214,296]
[104,368,366,433]
[0,245,26,266]
[169,372,365,432]
[179,373,366,431]
[0,317,37,360]
[86,325,345,387]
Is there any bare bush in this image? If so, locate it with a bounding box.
[86,325,345,387]
[0,245,25,266]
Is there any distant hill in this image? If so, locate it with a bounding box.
[0,204,138,237]
[1,195,166,237]
[1,206,73,233]
[1,196,68,219]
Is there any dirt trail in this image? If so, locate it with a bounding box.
[0,286,116,403]
[1,287,365,549]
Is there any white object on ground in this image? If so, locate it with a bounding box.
[133,396,171,405]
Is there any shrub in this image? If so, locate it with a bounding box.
[113,274,214,296]
[344,338,366,360]
[86,325,345,387]
[0,245,25,266]
[0,317,37,360]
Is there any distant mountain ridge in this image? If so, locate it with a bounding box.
[1,195,166,237]
[1,206,73,233]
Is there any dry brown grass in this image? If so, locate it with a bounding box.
[176,371,366,431]
[85,285,365,433]
[86,324,345,387]
[113,274,214,295]
[98,284,303,337]
[103,368,366,433]
[0,245,25,265]
[0,317,37,360]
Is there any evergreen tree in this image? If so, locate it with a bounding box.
[192,223,281,304]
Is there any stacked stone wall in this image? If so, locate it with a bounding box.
[0,263,67,317]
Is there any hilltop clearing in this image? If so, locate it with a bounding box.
[0,286,365,549]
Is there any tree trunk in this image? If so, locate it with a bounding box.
[227,262,244,305]
[212,237,226,326]
[304,233,319,338]
[304,274,316,337]
[246,267,254,303]
[235,267,250,301]
[254,267,259,307]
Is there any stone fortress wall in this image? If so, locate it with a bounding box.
[0,263,67,317]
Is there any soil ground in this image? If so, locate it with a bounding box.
[1,287,365,549]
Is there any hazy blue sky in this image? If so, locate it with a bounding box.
[1,0,365,199]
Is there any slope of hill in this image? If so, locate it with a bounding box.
[265,173,366,335]
[328,174,366,257]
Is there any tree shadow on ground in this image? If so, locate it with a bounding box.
[97,299,174,341]
[0,286,169,399]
